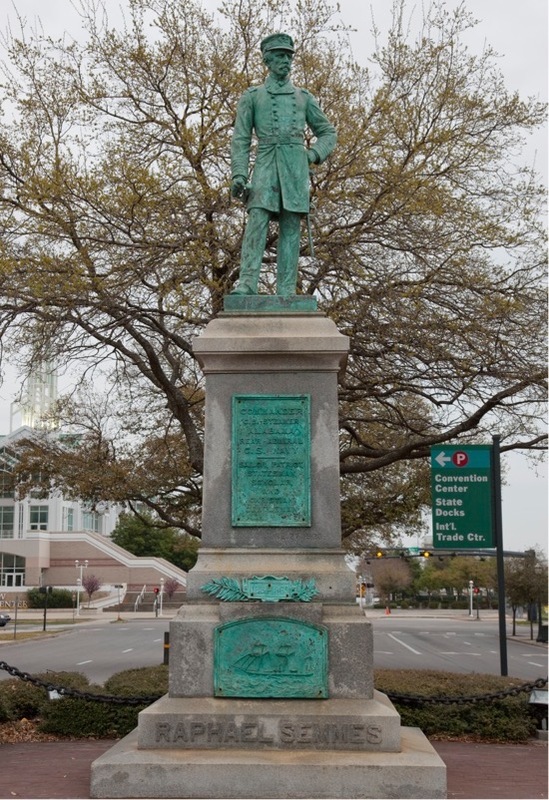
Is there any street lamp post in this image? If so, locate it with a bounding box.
[159,578,165,617]
[75,559,89,617]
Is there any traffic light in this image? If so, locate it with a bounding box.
[154,587,160,595]
[473,587,480,595]
[376,550,384,558]
[422,551,431,558]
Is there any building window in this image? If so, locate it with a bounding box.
[0,552,25,586]
[82,511,101,533]
[0,471,14,499]
[0,507,14,538]
[62,507,74,532]
[29,505,49,530]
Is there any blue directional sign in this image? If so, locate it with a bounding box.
[430,445,494,548]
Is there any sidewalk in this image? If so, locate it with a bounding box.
[0,738,546,799]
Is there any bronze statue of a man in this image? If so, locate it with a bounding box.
[230,33,336,296]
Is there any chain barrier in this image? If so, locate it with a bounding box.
[1,659,547,708]
[385,677,547,707]
[0,661,161,706]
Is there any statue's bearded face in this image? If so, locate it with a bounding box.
[264,49,293,80]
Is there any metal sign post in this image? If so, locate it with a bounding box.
[492,435,508,676]
[430,439,508,676]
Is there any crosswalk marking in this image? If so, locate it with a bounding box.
[387,633,421,655]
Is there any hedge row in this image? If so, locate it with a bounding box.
[0,666,168,738]
[374,669,538,742]
[26,588,74,609]
[0,665,538,742]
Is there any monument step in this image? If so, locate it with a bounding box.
[90,725,446,799]
[136,691,401,752]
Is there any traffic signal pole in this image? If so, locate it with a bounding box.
[492,435,508,676]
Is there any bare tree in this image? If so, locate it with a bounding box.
[82,574,102,606]
[0,0,545,545]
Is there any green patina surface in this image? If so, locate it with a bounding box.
[232,395,311,527]
[214,617,328,698]
[201,575,319,602]
[223,295,318,313]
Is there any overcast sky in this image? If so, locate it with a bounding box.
[2,0,548,554]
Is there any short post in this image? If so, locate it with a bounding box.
[115,584,123,621]
[159,578,165,617]
[13,595,18,640]
[468,579,474,617]
[163,631,170,665]
[39,586,51,632]
[75,559,88,617]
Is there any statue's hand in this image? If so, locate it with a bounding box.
[231,176,247,198]
[307,150,319,165]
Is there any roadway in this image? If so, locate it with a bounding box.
[0,611,546,687]
[0,619,170,685]
[370,613,547,680]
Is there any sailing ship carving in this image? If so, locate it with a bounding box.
[233,642,314,677]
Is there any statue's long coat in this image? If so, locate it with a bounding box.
[231,76,336,214]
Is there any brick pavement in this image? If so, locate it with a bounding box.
[0,738,546,799]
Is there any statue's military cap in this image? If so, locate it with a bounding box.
[260,33,295,54]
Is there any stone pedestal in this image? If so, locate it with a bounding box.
[91,308,446,798]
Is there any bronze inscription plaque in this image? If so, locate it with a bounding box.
[231,394,311,527]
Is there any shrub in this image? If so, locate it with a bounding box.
[0,679,47,719]
[26,588,74,609]
[38,665,167,738]
[33,671,91,690]
[39,695,145,738]
[374,669,538,742]
[0,671,89,721]
[0,692,12,723]
[103,665,168,696]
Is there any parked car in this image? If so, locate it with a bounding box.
[0,613,11,627]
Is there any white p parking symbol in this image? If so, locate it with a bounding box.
[452,451,469,467]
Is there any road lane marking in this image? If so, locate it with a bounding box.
[76,660,93,665]
[440,652,481,656]
[463,641,473,646]
[528,662,545,668]
[153,638,162,643]
[387,633,421,654]
[122,648,133,653]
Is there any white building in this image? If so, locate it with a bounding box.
[0,368,187,598]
